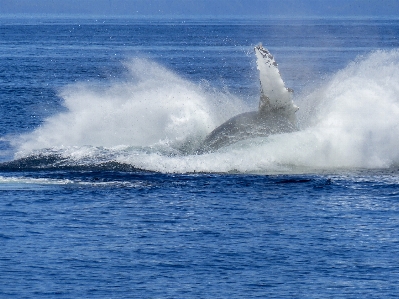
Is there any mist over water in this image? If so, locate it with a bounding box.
[13,50,399,173]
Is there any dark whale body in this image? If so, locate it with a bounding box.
[198,108,297,153]
[197,45,298,153]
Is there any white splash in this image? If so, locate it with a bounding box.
[15,50,399,173]
[16,58,245,155]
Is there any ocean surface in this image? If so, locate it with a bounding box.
[1,15,399,298]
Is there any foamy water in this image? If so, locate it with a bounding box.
[14,50,399,173]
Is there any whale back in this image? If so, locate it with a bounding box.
[197,110,297,153]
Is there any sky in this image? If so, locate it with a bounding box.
[1,0,399,17]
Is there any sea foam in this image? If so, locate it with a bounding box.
[14,50,399,173]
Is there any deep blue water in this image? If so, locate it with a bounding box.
[1,16,399,298]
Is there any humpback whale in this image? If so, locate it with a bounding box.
[197,45,299,153]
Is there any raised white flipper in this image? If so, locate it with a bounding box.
[254,44,298,116]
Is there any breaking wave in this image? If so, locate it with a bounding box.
[8,50,399,173]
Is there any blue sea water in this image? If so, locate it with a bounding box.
[1,15,399,298]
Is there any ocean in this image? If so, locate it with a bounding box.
[1,15,399,298]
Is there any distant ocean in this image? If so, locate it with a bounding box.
[1,16,399,298]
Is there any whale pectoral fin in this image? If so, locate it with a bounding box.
[254,45,296,113]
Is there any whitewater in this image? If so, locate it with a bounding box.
[10,49,399,174]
